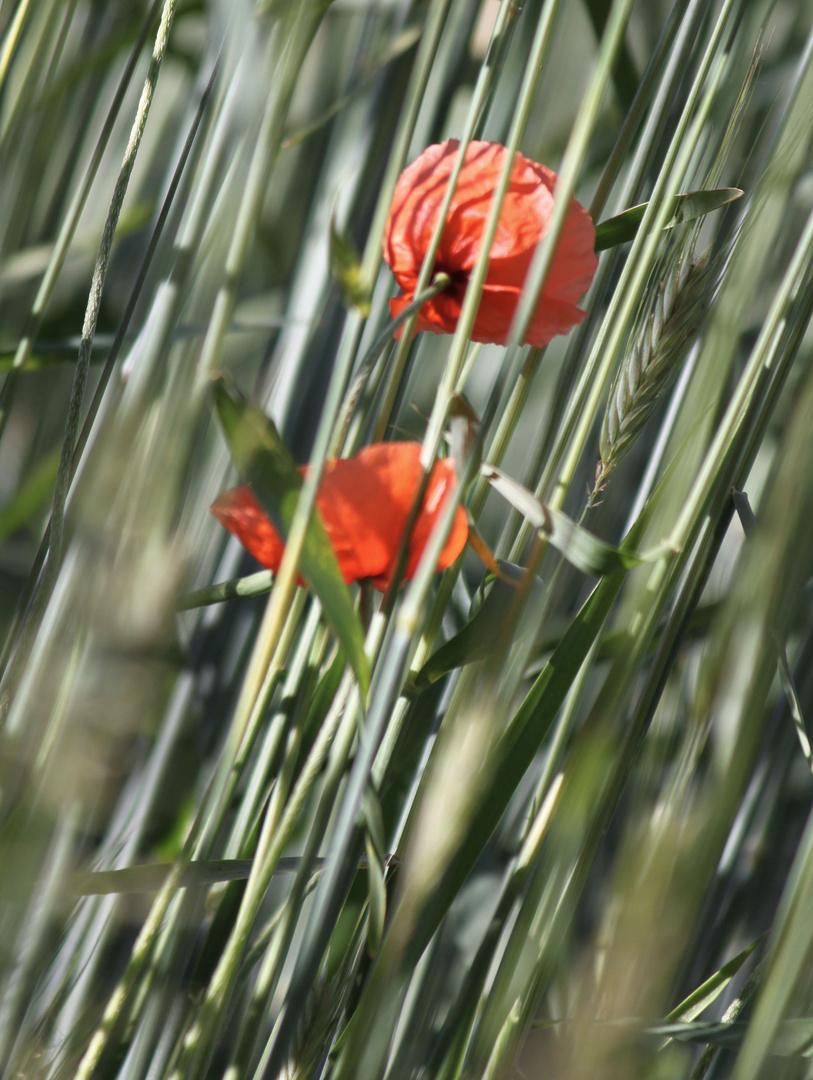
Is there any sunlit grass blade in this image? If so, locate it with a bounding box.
[481,463,645,575]
[594,186,743,250]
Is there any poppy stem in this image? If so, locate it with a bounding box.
[330,273,451,456]
[178,569,275,610]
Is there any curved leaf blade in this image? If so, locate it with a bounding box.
[213,380,370,696]
[330,214,371,316]
[481,464,642,575]
[416,562,543,686]
[665,934,764,1025]
[594,187,743,252]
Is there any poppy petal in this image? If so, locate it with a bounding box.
[210,486,288,573]
[383,139,598,347]
[210,443,469,592]
[389,283,587,347]
[474,285,589,348]
[401,458,468,582]
[316,452,412,583]
[389,289,463,339]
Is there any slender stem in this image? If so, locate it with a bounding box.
[178,569,274,610]
[370,0,524,445]
[0,0,165,439]
[50,0,178,577]
[330,273,451,456]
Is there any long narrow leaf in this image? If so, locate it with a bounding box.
[481,464,643,575]
[594,187,743,251]
[213,381,370,697]
[415,563,543,686]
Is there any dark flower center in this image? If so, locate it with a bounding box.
[435,264,469,299]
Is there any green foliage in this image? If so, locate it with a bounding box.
[329,214,371,316]
[0,446,59,542]
[415,563,544,686]
[213,380,370,696]
[594,186,743,250]
[482,462,646,575]
[0,2,813,1080]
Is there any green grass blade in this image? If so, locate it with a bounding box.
[415,564,543,687]
[665,934,765,1023]
[481,464,644,575]
[580,0,639,109]
[0,447,59,543]
[213,381,369,697]
[594,187,743,250]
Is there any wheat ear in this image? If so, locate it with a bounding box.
[597,251,715,489]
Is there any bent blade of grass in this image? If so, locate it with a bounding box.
[213,382,369,697]
[593,186,743,251]
[481,464,645,576]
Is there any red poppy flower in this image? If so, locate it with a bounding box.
[383,140,598,347]
[210,442,468,591]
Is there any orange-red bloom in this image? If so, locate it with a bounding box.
[210,442,468,591]
[383,140,598,347]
